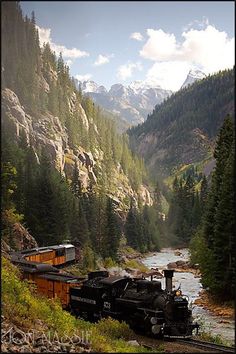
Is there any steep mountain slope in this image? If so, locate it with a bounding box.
[1,2,151,209]
[2,2,161,254]
[76,79,172,126]
[128,68,234,179]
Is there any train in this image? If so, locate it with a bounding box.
[10,244,199,339]
[10,244,84,308]
[11,244,76,266]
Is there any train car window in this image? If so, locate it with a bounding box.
[55,248,65,257]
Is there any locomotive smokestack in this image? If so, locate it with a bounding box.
[163,269,174,292]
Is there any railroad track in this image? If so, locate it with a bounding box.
[177,338,235,353]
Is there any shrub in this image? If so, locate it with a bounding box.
[103,257,118,268]
[124,259,149,273]
[95,317,132,340]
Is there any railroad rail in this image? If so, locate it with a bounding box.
[178,338,235,353]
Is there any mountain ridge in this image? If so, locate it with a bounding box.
[128,68,234,179]
[76,79,172,126]
[76,69,208,127]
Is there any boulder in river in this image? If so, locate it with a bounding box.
[174,250,182,256]
[167,262,177,269]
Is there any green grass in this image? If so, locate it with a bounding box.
[195,317,231,346]
[163,156,214,190]
[123,259,149,273]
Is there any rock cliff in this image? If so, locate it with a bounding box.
[2,88,153,210]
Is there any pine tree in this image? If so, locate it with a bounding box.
[125,200,140,250]
[191,115,235,300]
[103,197,121,259]
[200,175,208,210]
[71,161,82,198]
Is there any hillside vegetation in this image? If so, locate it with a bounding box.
[128,68,234,178]
[1,2,165,258]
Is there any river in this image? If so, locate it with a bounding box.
[142,248,235,345]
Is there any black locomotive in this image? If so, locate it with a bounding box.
[70,269,199,338]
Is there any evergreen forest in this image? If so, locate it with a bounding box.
[1,2,163,266]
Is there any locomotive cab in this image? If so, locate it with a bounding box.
[69,273,132,321]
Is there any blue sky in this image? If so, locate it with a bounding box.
[21,1,235,91]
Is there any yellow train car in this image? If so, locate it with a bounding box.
[32,272,85,308]
[24,250,56,264]
[10,244,81,308]
[22,244,75,267]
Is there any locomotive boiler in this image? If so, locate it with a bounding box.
[70,269,199,338]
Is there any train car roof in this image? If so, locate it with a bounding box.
[15,262,59,273]
[11,244,75,256]
[38,272,85,283]
[59,244,75,248]
[49,244,74,249]
[29,249,53,255]
[99,275,131,285]
[19,246,50,254]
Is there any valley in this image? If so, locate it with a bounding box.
[1,1,235,353]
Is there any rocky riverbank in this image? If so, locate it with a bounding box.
[194,290,234,320]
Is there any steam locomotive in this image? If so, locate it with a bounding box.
[11,244,199,338]
[70,269,199,338]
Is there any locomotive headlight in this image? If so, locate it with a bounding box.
[176,290,182,296]
[151,324,161,335]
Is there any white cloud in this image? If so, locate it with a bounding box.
[94,54,113,66]
[66,59,73,67]
[75,74,92,81]
[36,25,89,59]
[181,25,234,73]
[140,24,234,91]
[37,26,51,45]
[146,61,192,91]
[140,25,234,74]
[140,29,177,61]
[117,62,143,81]
[130,32,144,41]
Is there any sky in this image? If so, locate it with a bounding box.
[21,1,235,91]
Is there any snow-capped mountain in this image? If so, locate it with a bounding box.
[78,80,107,94]
[181,69,206,89]
[75,79,172,126]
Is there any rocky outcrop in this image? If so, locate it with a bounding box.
[2,223,38,253]
[138,184,153,206]
[2,88,96,184]
[11,223,38,250]
[1,240,12,259]
[167,260,201,275]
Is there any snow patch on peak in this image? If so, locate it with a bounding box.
[75,78,172,126]
[181,69,206,89]
[77,80,107,94]
[188,69,206,79]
